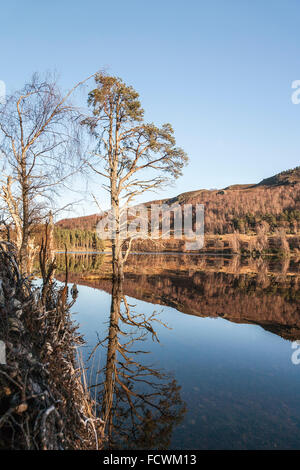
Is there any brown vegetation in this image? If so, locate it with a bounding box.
[56,168,300,256]
[0,242,104,449]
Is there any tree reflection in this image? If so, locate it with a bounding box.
[91,279,186,449]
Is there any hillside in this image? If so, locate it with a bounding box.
[57,167,300,236]
[257,166,300,187]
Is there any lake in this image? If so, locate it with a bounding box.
[57,253,300,450]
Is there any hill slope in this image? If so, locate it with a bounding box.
[257,166,300,187]
[57,167,300,235]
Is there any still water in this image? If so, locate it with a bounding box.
[58,253,300,449]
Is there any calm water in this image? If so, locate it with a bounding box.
[59,253,300,449]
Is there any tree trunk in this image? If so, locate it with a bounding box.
[101,279,122,427]
[20,176,30,274]
[111,172,124,281]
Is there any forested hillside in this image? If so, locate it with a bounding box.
[57,167,300,236]
[29,227,105,252]
[54,227,104,251]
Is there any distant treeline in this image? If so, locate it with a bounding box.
[54,227,104,252]
[23,226,105,252]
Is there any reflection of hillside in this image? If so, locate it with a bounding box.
[56,254,300,341]
[55,252,300,277]
[122,253,300,276]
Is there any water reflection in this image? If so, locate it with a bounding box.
[55,253,300,449]
[58,254,300,341]
[92,279,185,449]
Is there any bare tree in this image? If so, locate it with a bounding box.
[0,73,93,272]
[275,227,290,256]
[82,73,188,280]
[230,231,241,254]
[255,221,269,253]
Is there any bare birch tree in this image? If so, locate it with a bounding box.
[0,73,93,272]
[82,73,188,280]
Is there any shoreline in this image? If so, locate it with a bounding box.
[0,243,104,450]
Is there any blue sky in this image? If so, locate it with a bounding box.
[1,0,300,216]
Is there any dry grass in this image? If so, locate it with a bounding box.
[0,242,104,450]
